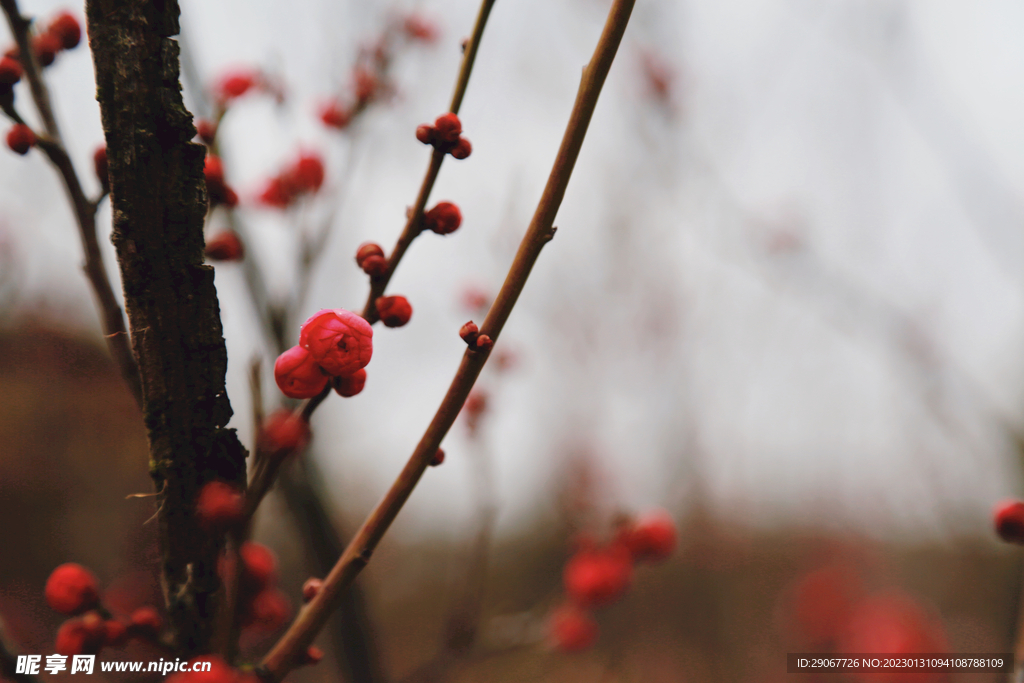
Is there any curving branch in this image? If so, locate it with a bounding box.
[258,0,636,677]
[0,0,142,408]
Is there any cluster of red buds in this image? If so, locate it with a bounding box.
[3,10,80,71]
[319,13,438,131]
[3,11,82,155]
[274,309,373,399]
[416,113,472,159]
[781,558,948,663]
[547,511,677,652]
[229,542,291,634]
[356,242,387,278]
[43,563,164,656]
[258,152,326,209]
[459,321,493,352]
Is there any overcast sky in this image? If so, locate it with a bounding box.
[3,0,1024,543]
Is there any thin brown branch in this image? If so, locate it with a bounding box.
[258,0,635,677]
[0,0,142,409]
[360,0,496,324]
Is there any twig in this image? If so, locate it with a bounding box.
[360,0,496,324]
[0,0,142,408]
[258,0,635,677]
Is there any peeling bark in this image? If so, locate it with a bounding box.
[85,0,247,656]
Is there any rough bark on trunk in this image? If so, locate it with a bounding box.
[85,0,247,656]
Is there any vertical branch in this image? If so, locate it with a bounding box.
[86,0,247,656]
[260,0,636,677]
[0,0,142,407]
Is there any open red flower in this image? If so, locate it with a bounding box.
[299,309,373,376]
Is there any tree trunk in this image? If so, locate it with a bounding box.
[85,0,247,656]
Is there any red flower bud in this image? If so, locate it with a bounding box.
[423,201,462,235]
[430,448,445,467]
[93,146,108,187]
[403,15,439,43]
[563,544,633,608]
[274,345,329,399]
[104,619,128,647]
[449,137,472,160]
[290,153,325,193]
[303,646,324,666]
[463,391,487,420]
[245,588,290,632]
[361,254,387,278]
[196,481,244,529]
[205,231,244,262]
[45,564,100,615]
[240,542,278,589]
[217,69,259,102]
[618,510,676,562]
[415,124,435,145]
[302,577,323,603]
[128,607,162,637]
[333,368,367,397]
[48,12,81,50]
[204,155,225,186]
[474,334,493,351]
[320,100,351,129]
[995,500,1024,544]
[56,617,105,656]
[195,119,217,145]
[547,604,598,652]
[259,409,311,456]
[0,56,21,85]
[459,321,479,346]
[355,242,384,267]
[376,295,412,328]
[6,124,35,155]
[299,309,373,376]
[433,113,462,143]
[354,67,378,104]
[32,33,60,67]
[259,176,294,208]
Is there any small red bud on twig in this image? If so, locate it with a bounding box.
[32,33,60,67]
[355,242,384,267]
[375,295,412,328]
[459,321,479,346]
[259,409,312,456]
[0,56,21,85]
[128,607,162,638]
[423,201,462,235]
[48,12,82,50]
[332,368,367,398]
[205,231,244,261]
[195,481,244,529]
[195,119,217,145]
[320,101,352,129]
[6,124,35,155]
[474,334,493,351]
[449,137,472,160]
[430,448,445,467]
[302,578,323,603]
[995,500,1024,544]
[547,603,598,652]
[45,564,100,615]
[93,146,108,187]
